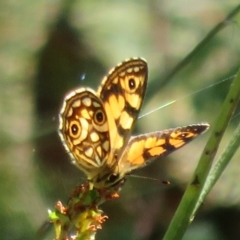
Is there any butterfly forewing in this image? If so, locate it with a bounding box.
[97,58,148,158]
[119,124,209,173]
[59,88,111,177]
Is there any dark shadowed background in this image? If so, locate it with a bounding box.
[1,1,240,240]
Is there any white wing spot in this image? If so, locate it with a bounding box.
[103,140,109,152]
[95,155,102,166]
[127,67,133,73]
[113,77,118,84]
[119,71,125,77]
[92,100,101,107]
[82,97,91,107]
[72,99,81,107]
[67,107,73,117]
[134,66,140,72]
[85,147,93,157]
[90,131,100,142]
[96,146,102,157]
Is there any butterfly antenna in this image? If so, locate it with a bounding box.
[129,174,170,185]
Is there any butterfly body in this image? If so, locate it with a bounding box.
[59,58,209,190]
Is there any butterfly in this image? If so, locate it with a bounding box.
[59,58,209,190]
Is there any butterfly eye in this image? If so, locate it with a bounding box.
[69,120,81,138]
[94,110,105,125]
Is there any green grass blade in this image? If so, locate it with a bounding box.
[163,68,240,240]
[193,117,240,215]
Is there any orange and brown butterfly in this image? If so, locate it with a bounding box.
[59,58,209,190]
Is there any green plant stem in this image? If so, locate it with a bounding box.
[193,119,240,216]
[163,67,240,240]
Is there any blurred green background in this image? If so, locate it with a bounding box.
[1,1,240,239]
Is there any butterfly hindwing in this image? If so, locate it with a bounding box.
[59,88,111,177]
[119,124,209,173]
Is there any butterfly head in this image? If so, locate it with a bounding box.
[89,163,128,191]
